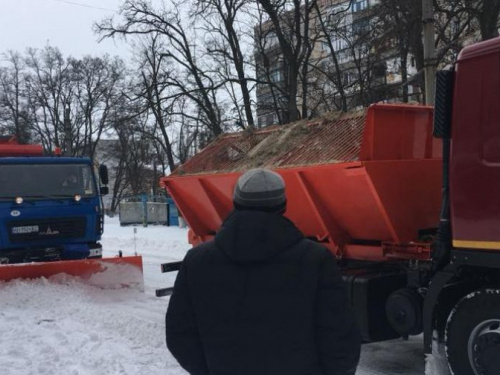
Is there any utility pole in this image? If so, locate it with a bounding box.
[64,106,73,155]
[152,157,158,196]
[422,0,437,105]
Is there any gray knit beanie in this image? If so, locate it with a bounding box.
[233,168,286,210]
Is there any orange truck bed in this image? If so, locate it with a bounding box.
[161,104,442,262]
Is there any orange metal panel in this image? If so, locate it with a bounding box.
[364,160,442,243]
[162,159,440,260]
[0,144,44,157]
[360,104,441,161]
[280,164,396,245]
[163,174,236,235]
[0,136,44,156]
[343,244,386,262]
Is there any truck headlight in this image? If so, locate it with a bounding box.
[15,197,23,204]
[74,194,82,202]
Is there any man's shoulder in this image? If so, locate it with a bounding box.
[297,238,331,256]
[286,238,335,264]
[184,240,217,263]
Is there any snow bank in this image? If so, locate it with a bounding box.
[425,335,452,375]
[0,217,447,375]
[0,276,186,375]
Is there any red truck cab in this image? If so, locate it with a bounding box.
[450,38,500,250]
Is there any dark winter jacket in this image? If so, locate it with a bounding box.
[166,210,361,375]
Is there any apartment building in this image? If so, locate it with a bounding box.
[254,0,420,127]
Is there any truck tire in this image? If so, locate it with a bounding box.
[445,289,500,375]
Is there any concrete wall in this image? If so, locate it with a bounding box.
[119,202,168,226]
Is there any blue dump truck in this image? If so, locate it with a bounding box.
[0,136,109,264]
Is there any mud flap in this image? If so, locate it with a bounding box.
[0,256,144,290]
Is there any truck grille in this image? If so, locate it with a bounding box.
[8,217,87,242]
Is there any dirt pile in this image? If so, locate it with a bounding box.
[174,109,367,175]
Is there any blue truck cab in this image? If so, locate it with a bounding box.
[0,156,107,264]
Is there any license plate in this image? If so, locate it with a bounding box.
[11,225,39,234]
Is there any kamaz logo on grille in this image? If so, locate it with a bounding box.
[11,225,39,234]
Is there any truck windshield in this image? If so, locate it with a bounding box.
[0,164,97,199]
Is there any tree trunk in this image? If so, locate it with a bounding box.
[479,1,500,40]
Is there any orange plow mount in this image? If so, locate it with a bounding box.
[0,256,144,289]
[161,104,442,263]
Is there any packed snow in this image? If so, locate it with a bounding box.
[0,217,449,374]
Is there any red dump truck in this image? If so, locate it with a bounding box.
[160,37,500,375]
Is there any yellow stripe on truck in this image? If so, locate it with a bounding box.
[453,240,500,250]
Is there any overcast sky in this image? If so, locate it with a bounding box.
[0,0,132,59]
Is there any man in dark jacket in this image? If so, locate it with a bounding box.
[166,168,361,375]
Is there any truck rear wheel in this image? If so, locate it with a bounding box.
[445,289,500,375]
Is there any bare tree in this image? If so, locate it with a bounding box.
[433,1,475,67]
[112,103,156,197]
[96,0,225,136]
[69,55,125,159]
[132,34,178,172]
[194,0,256,128]
[255,0,319,123]
[21,47,125,156]
[254,10,288,125]
[372,0,424,103]
[311,2,349,112]
[170,96,200,164]
[0,51,31,142]
[23,46,73,151]
[463,0,500,40]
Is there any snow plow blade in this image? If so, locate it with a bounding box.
[0,256,144,289]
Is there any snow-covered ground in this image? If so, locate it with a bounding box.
[0,217,448,375]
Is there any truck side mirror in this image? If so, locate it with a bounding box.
[99,165,109,185]
[100,186,109,195]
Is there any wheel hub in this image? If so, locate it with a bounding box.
[468,319,500,375]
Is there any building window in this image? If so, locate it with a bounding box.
[326,2,353,29]
[343,71,358,86]
[270,68,282,82]
[451,19,460,35]
[352,0,368,13]
[264,31,278,47]
[343,72,350,85]
[331,35,348,52]
[352,18,369,35]
[338,50,350,64]
[266,113,275,125]
[258,116,268,127]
